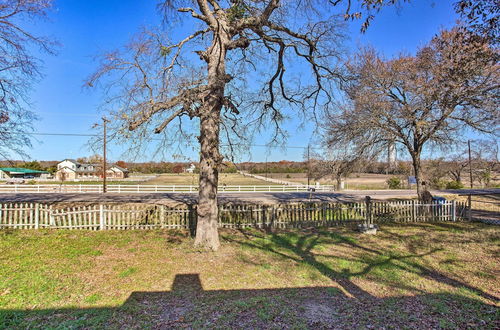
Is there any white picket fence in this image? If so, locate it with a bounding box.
[0,200,467,230]
[0,184,335,194]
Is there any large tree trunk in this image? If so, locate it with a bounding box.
[194,31,228,250]
[335,175,342,190]
[411,154,424,200]
[195,109,221,250]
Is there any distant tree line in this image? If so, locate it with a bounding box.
[0,153,496,189]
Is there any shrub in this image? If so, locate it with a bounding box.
[445,181,464,189]
[387,177,401,189]
[221,167,237,173]
[286,174,291,179]
[172,164,184,174]
[429,178,447,189]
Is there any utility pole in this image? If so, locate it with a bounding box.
[468,140,473,189]
[265,156,268,179]
[467,139,473,221]
[307,145,310,187]
[102,117,109,193]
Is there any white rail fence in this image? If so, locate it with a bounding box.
[0,200,467,230]
[0,184,335,194]
[238,171,308,186]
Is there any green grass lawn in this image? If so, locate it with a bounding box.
[0,223,498,329]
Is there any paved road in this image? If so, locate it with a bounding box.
[0,188,496,205]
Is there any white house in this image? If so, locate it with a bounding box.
[56,159,99,181]
[185,163,196,173]
[55,159,129,181]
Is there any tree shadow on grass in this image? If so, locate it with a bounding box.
[1,273,498,329]
[224,227,499,304]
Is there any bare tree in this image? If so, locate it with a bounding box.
[470,139,499,187]
[325,28,499,199]
[447,153,469,183]
[310,142,377,190]
[87,0,407,250]
[425,158,449,189]
[0,0,55,158]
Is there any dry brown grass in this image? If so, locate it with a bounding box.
[144,173,272,186]
[266,172,393,189]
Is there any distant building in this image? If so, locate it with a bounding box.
[56,159,98,181]
[0,167,50,179]
[108,165,129,179]
[55,159,129,181]
[185,163,196,173]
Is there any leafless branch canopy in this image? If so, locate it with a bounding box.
[0,0,55,158]
[325,27,499,196]
[88,0,405,155]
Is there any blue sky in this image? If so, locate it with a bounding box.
[25,0,459,162]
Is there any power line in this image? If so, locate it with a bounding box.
[37,112,99,118]
[11,131,325,150]
[25,132,97,137]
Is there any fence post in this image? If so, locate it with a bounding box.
[451,200,456,222]
[412,200,416,222]
[365,196,372,224]
[467,195,472,222]
[34,203,39,229]
[49,206,55,227]
[99,204,105,230]
[160,205,165,227]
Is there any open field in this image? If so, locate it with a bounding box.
[24,181,141,185]
[144,173,272,186]
[1,223,498,328]
[16,173,270,186]
[266,172,500,190]
[265,173,394,189]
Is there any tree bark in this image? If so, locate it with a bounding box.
[336,175,342,190]
[195,109,221,250]
[194,30,229,250]
[411,154,424,200]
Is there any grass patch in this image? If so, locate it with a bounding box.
[118,267,138,278]
[0,223,498,328]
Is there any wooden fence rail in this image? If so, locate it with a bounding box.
[0,200,467,230]
[0,184,335,194]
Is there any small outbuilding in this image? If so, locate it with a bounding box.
[0,167,50,180]
[108,165,129,179]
